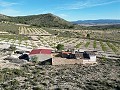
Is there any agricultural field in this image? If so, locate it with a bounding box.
[0,21,119,60]
[47,28,120,43]
[19,27,51,36]
[0,21,19,34]
[0,35,119,60]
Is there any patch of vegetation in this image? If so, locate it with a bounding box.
[9,13,74,29]
[0,59,120,89]
[100,41,107,52]
[75,42,82,48]
[106,42,118,54]
[93,40,97,49]
[0,22,19,34]
[0,34,28,41]
[58,31,76,37]
[0,68,24,83]
[56,44,64,51]
[85,42,90,48]
[43,28,60,35]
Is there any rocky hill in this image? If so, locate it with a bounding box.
[0,14,10,21]
[1,13,120,30]
[10,13,73,28]
[0,13,74,29]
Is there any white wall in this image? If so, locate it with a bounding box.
[30,54,52,62]
[90,56,96,61]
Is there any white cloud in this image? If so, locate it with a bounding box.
[59,0,120,10]
[0,0,18,7]
[0,8,23,16]
[0,0,22,16]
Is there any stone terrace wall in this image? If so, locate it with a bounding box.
[52,57,83,65]
[52,57,97,65]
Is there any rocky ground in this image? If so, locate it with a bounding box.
[0,58,120,90]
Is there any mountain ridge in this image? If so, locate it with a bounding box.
[0,13,74,29]
[72,19,120,25]
[0,13,120,29]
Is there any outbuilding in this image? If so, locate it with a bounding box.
[29,47,52,62]
[53,50,97,65]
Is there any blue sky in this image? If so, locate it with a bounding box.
[0,0,120,21]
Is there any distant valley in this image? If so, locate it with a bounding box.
[72,19,120,26]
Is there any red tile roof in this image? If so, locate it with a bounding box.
[62,52,71,54]
[29,49,51,55]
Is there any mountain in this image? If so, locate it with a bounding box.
[0,13,74,29]
[1,13,120,29]
[72,19,120,25]
[9,13,74,29]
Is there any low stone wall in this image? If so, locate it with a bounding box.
[52,58,82,65]
[82,60,97,64]
[52,57,97,65]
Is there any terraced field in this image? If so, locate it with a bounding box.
[48,29,120,42]
[19,27,51,36]
[0,21,119,59]
[0,35,119,59]
[0,21,19,34]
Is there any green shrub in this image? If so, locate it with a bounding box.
[56,44,64,51]
[30,56,38,63]
[33,86,42,90]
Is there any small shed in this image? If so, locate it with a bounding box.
[84,51,96,61]
[29,47,52,62]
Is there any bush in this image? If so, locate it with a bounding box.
[30,56,38,63]
[12,69,24,76]
[56,44,64,51]
[33,86,42,90]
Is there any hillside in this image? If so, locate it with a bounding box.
[0,59,120,90]
[9,13,74,29]
[79,24,120,30]
[0,13,74,29]
[0,13,120,30]
[0,14,10,21]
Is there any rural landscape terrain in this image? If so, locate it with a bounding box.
[0,13,120,90]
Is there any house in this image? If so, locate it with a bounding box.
[52,50,97,65]
[29,46,52,62]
